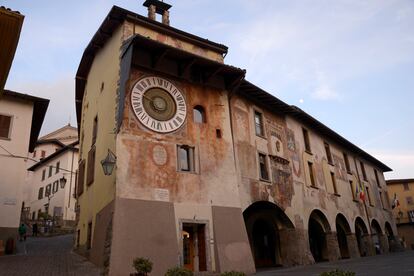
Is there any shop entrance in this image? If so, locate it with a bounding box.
[182,223,207,272]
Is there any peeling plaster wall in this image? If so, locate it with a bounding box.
[122,20,224,63]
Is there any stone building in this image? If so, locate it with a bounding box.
[24,125,79,225]
[0,90,48,249]
[386,179,414,250]
[75,2,399,274]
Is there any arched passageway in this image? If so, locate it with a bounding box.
[308,210,331,262]
[371,219,383,255]
[355,217,369,257]
[336,214,351,259]
[243,201,294,268]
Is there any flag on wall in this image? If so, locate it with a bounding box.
[359,182,366,202]
[391,193,400,209]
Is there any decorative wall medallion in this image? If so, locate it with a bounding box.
[152,145,168,166]
[131,76,187,133]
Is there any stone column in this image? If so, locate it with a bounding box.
[362,234,375,256]
[148,4,156,20]
[379,234,389,254]
[279,228,314,266]
[346,233,360,259]
[325,232,341,262]
[162,10,170,25]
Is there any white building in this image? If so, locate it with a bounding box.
[25,125,78,225]
[0,90,48,245]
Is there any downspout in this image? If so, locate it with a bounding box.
[68,147,75,219]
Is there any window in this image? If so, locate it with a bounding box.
[343,153,351,173]
[308,162,316,187]
[303,128,311,152]
[193,105,205,123]
[254,111,264,136]
[52,180,59,194]
[45,184,52,197]
[407,196,413,205]
[48,166,53,177]
[38,187,44,199]
[374,169,380,187]
[0,115,12,139]
[403,183,410,191]
[216,129,222,138]
[379,191,384,209]
[324,142,333,164]
[41,150,46,159]
[42,169,46,181]
[77,160,86,196]
[258,153,269,181]
[177,145,195,172]
[92,116,98,145]
[366,186,373,206]
[331,172,338,194]
[360,161,367,181]
[350,180,356,200]
[56,161,60,174]
[87,147,96,185]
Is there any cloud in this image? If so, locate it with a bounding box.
[6,76,76,136]
[369,149,414,180]
[311,69,340,101]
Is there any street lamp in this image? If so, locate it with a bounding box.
[101,149,116,176]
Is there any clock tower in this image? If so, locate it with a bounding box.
[75,1,255,275]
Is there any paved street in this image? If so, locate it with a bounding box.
[256,250,414,276]
[0,234,100,276]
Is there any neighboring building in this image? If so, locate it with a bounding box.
[75,2,399,275]
[24,125,79,225]
[0,6,24,95]
[0,90,48,248]
[386,179,414,250]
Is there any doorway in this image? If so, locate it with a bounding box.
[182,223,207,272]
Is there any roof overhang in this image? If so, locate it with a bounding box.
[0,7,24,96]
[28,141,79,171]
[236,80,392,172]
[3,90,49,152]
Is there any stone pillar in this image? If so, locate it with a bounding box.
[388,235,405,252]
[325,232,341,262]
[148,4,156,20]
[362,234,375,256]
[162,10,170,25]
[346,233,360,259]
[279,228,314,267]
[379,234,389,254]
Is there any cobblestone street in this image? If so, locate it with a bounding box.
[0,234,100,276]
[257,250,414,276]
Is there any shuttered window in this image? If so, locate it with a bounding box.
[87,147,96,186]
[0,115,12,139]
[77,160,85,196]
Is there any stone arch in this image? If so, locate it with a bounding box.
[335,214,351,259]
[355,217,369,257]
[384,222,394,238]
[371,219,384,254]
[243,201,295,268]
[308,209,332,262]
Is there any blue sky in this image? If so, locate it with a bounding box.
[3,0,414,179]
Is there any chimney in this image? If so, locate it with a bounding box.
[143,0,172,26]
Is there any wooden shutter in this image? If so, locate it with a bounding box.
[77,160,85,196]
[87,147,96,186]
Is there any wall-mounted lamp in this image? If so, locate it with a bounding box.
[59,176,67,188]
[101,149,117,176]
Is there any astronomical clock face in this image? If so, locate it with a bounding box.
[131,76,187,133]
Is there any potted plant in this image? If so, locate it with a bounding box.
[165,266,193,276]
[131,257,153,276]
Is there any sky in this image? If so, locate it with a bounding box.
[3,0,414,180]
